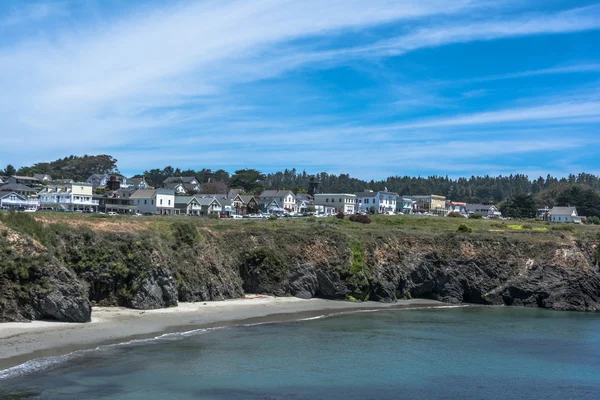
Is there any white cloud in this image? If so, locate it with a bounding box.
[1,0,599,178]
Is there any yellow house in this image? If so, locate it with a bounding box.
[413,195,446,215]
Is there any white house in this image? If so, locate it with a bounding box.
[131,189,176,215]
[0,191,39,210]
[548,206,581,223]
[163,177,201,193]
[128,177,150,190]
[164,182,187,195]
[38,183,99,211]
[314,193,356,214]
[355,190,398,213]
[465,204,501,218]
[258,190,297,212]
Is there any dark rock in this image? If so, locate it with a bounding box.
[127,268,178,309]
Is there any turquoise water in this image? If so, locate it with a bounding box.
[2,306,600,399]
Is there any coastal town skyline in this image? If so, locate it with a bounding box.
[1,0,600,179]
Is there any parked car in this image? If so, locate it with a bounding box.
[23,208,37,213]
[107,211,118,216]
[230,214,243,219]
[220,214,228,219]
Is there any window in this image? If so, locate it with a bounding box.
[144,200,147,205]
[326,198,329,203]
[339,198,342,203]
[168,200,171,206]
[365,199,369,204]
[151,200,154,205]
[160,199,163,205]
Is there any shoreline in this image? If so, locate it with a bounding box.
[0,296,446,372]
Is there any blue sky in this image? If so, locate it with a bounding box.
[1,0,599,179]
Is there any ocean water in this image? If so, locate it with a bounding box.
[1,306,600,400]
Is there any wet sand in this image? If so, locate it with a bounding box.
[0,296,445,371]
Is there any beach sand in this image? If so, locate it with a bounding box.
[0,296,445,371]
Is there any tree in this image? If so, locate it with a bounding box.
[229,169,265,194]
[555,185,600,218]
[3,164,16,176]
[500,194,537,219]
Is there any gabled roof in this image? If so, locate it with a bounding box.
[0,183,38,192]
[174,196,194,205]
[130,189,157,199]
[33,174,52,181]
[164,182,185,190]
[228,188,244,198]
[163,176,198,184]
[196,193,228,199]
[0,191,27,200]
[238,195,257,204]
[259,190,295,198]
[183,183,200,192]
[220,199,233,207]
[550,206,578,216]
[295,193,313,202]
[193,197,222,206]
[128,177,147,185]
[86,174,104,180]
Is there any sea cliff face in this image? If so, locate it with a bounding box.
[1,215,599,322]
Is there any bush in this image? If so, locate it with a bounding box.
[336,212,345,219]
[447,212,463,218]
[550,224,574,232]
[269,215,278,220]
[0,211,47,244]
[468,213,483,219]
[349,214,371,224]
[522,224,533,230]
[587,216,600,225]
[171,221,198,246]
[456,223,473,233]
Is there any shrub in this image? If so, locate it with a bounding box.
[336,212,345,219]
[447,212,463,218]
[468,213,483,219]
[269,215,278,220]
[349,214,371,224]
[587,216,600,225]
[522,224,533,230]
[0,211,47,244]
[171,221,198,246]
[551,224,574,232]
[457,223,473,233]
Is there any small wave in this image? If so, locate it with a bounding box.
[0,302,465,380]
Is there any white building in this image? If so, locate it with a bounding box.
[38,183,99,211]
[465,204,501,218]
[131,189,176,215]
[314,193,356,214]
[258,190,297,212]
[548,206,581,223]
[355,190,398,213]
[0,191,39,210]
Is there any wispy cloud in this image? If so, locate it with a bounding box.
[0,0,599,178]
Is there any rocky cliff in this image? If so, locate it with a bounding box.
[1,215,599,322]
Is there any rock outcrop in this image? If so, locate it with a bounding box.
[1,217,600,323]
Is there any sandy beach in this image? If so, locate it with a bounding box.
[0,296,445,371]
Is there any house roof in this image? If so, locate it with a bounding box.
[238,195,256,204]
[10,176,40,182]
[163,176,198,184]
[0,191,26,199]
[466,204,495,210]
[183,183,200,192]
[174,196,194,205]
[295,193,314,202]
[550,206,578,216]
[196,193,228,199]
[228,188,244,198]
[130,189,157,199]
[259,190,294,198]
[164,182,184,190]
[193,196,222,206]
[0,183,38,192]
[220,199,233,207]
[128,177,146,185]
[33,174,52,181]
[86,174,104,180]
